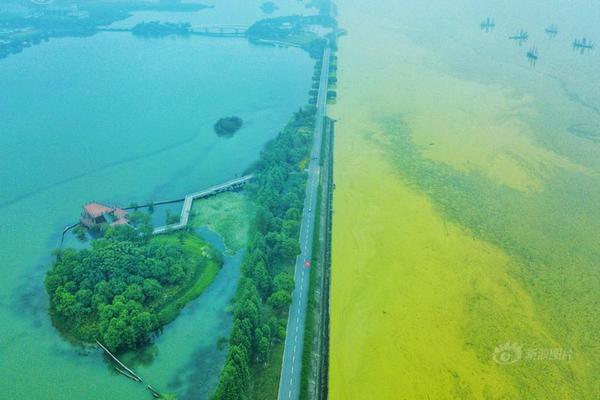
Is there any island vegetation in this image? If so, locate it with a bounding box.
[246,15,336,59]
[0,1,208,60]
[212,106,316,399]
[260,2,279,14]
[214,116,244,137]
[45,224,222,352]
[132,21,192,37]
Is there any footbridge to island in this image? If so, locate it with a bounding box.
[190,24,248,37]
[96,25,248,38]
[60,175,254,245]
[152,174,254,235]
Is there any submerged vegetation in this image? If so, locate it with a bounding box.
[45,225,222,352]
[191,192,255,253]
[212,106,316,399]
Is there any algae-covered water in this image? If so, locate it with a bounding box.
[330,1,600,399]
[0,2,314,399]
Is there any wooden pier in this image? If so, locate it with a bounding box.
[97,340,168,398]
[60,222,80,246]
[153,175,254,235]
[96,340,143,383]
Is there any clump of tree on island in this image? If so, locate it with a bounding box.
[246,15,336,58]
[132,21,192,37]
[214,117,244,137]
[45,221,222,352]
[212,107,316,399]
[260,1,279,14]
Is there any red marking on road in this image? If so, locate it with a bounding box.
[304,260,311,268]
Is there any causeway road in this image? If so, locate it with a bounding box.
[277,45,332,400]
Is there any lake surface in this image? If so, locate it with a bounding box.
[0,2,313,398]
[331,0,600,399]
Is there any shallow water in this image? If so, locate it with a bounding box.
[330,1,600,398]
[0,2,313,398]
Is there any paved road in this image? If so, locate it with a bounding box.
[278,46,331,400]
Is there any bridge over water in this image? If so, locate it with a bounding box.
[60,175,254,244]
[190,25,248,38]
[96,25,249,38]
[152,174,254,234]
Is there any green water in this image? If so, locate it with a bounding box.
[0,4,313,398]
[330,0,599,398]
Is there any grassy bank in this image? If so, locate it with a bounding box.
[154,234,222,326]
[248,342,285,399]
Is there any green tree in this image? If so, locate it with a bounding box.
[212,362,243,400]
[252,260,271,299]
[142,278,163,300]
[256,326,271,364]
[54,287,80,320]
[267,290,292,313]
[76,288,93,309]
[124,284,144,302]
[212,106,316,397]
[273,272,294,292]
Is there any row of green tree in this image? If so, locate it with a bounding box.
[45,223,215,352]
[212,106,317,399]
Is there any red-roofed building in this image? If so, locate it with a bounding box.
[80,202,129,228]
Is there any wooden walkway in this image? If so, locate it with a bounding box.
[97,26,248,38]
[153,175,253,235]
[191,25,248,37]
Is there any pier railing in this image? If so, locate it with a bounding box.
[153,175,254,235]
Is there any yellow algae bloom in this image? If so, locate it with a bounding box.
[329,1,600,399]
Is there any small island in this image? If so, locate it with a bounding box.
[246,15,337,59]
[260,2,279,14]
[46,223,222,352]
[214,116,243,137]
